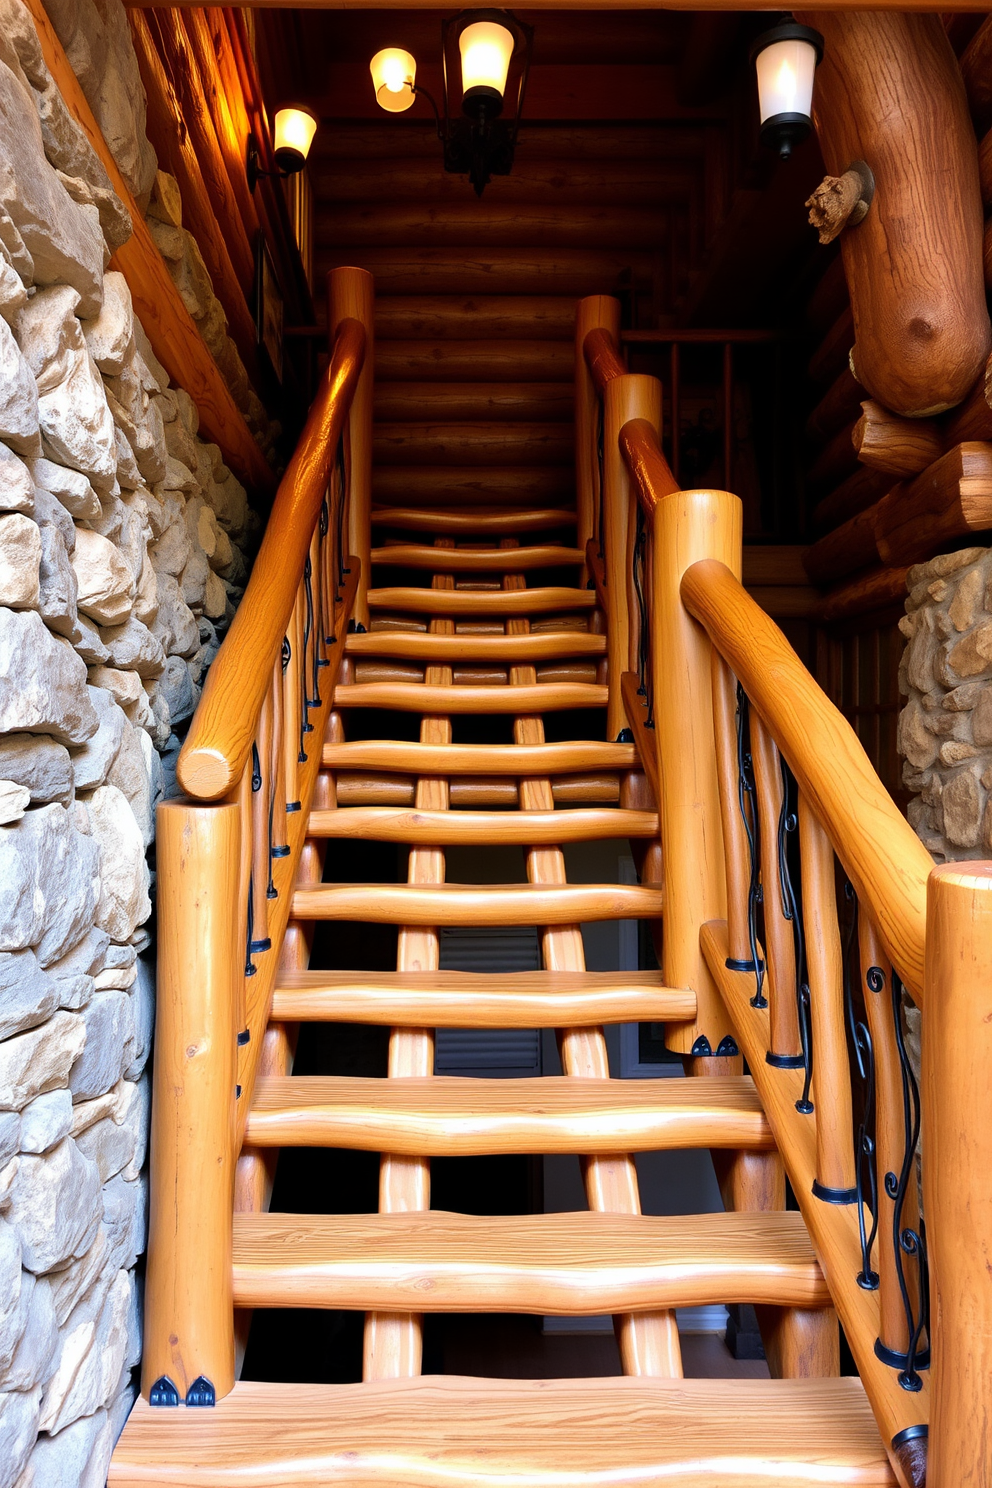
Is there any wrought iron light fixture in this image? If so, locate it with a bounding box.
[370,9,534,197]
[750,18,823,161]
[247,106,318,192]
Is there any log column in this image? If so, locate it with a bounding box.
[328,267,374,628]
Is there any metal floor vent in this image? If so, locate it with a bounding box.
[435,926,542,1077]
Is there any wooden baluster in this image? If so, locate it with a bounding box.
[575,295,621,576]
[799,799,858,1204]
[858,913,921,1372]
[269,659,289,857]
[749,711,802,1066]
[283,590,305,813]
[328,266,374,628]
[308,521,323,705]
[651,485,739,1057]
[711,653,751,971]
[925,863,992,1488]
[143,800,239,1404]
[249,690,273,962]
[603,374,662,742]
[235,757,254,1012]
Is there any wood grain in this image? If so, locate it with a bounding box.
[246,1073,773,1155]
[576,297,622,562]
[371,506,576,534]
[853,402,943,479]
[329,268,375,627]
[368,586,595,616]
[307,806,658,844]
[291,881,664,925]
[322,739,634,774]
[683,563,931,1003]
[346,632,605,662]
[371,544,583,571]
[333,681,607,713]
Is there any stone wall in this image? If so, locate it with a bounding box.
[0,2,260,1483]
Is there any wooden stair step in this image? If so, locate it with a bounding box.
[307,806,657,845]
[367,585,596,615]
[371,505,577,534]
[270,968,693,1026]
[376,338,574,381]
[370,544,584,572]
[373,421,573,467]
[246,1074,774,1155]
[291,881,663,925]
[335,775,623,807]
[231,1209,830,1313]
[345,631,605,662]
[323,739,636,774]
[372,467,575,505]
[111,1375,897,1488]
[374,384,574,422]
[333,681,607,713]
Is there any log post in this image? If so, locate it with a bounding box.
[575,295,621,576]
[328,267,374,628]
[923,862,992,1488]
[603,373,662,741]
[651,483,740,1056]
[142,799,240,1405]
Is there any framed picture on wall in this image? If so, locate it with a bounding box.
[254,231,284,385]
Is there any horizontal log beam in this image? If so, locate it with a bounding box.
[373,422,573,467]
[371,467,575,505]
[318,248,656,297]
[818,566,912,625]
[373,296,577,341]
[318,203,669,249]
[313,159,698,205]
[25,0,275,493]
[373,384,573,422]
[853,400,943,478]
[377,341,573,383]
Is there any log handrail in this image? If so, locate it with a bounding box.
[618,416,680,513]
[680,557,931,1004]
[583,326,627,396]
[178,316,366,800]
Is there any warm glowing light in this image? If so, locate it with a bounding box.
[459,20,514,98]
[272,107,318,171]
[370,48,417,113]
[754,38,816,125]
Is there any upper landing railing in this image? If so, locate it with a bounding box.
[142,266,374,1410]
[577,294,991,1488]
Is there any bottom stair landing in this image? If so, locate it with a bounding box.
[111,1375,896,1487]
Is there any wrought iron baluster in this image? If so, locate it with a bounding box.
[305,553,322,710]
[881,971,930,1390]
[845,898,879,1290]
[777,757,812,1111]
[631,503,653,727]
[319,496,333,651]
[735,686,765,1005]
[244,742,264,976]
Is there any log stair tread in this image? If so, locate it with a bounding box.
[291,880,664,924]
[245,1074,774,1154]
[372,506,576,533]
[307,806,658,844]
[110,1376,896,1487]
[345,631,606,660]
[371,544,584,571]
[322,739,637,774]
[367,585,597,615]
[333,681,607,713]
[231,1209,831,1313]
[270,968,695,1026]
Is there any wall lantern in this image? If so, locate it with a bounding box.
[370,9,534,197]
[247,106,318,192]
[750,19,823,161]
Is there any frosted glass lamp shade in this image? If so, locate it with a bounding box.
[370,48,417,113]
[459,21,514,98]
[751,22,823,160]
[272,107,318,172]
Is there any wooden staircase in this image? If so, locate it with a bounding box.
[111,281,907,1486]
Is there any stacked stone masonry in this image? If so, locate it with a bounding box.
[0,1,260,1482]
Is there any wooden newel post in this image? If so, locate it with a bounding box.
[328,266,374,628]
[602,374,662,742]
[923,862,992,1488]
[142,799,241,1406]
[654,488,741,1056]
[575,295,621,571]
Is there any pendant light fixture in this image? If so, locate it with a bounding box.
[370,9,534,196]
[751,19,823,161]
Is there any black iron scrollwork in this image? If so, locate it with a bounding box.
[845,901,879,1289]
[731,686,765,1002]
[631,503,653,728]
[776,757,813,1107]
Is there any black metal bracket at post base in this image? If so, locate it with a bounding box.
[765,1050,806,1069]
[689,1034,740,1058]
[185,1376,217,1407]
[811,1179,859,1205]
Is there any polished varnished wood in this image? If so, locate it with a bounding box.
[291,881,664,925]
[795,11,990,417]
[374,422,573,467]
[368,585,596,615]
[323,739,634,774]
[371,544,583,571]
[247,1074,773,1155]
[232,1209,829,1313]
[576,297,621,561]
[924,864,992,1488]
[333,681,607,713]
[711,653,750,967]
[853,402,943,478]
[271,968,693,1026]
[308,806,658,844]
[701,922,927,1473]
[111,1375,897,1488]
[178,321,365,799]
[329,268,375,627]
[371,507,576,534]
[373,466,574,505]
[749,712,801,1063]
[683,563,931,1004]
[25,0,274,493]
[346,632,605,662]
[818,566,912,625]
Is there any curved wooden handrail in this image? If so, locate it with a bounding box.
[681,558,931,1004]
[583,326,626,396]
[619,416,680,512]
[178,317,367,801]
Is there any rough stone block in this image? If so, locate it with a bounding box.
[0,735,73,808]
[4,1273,57,1393]
[0,781,28,823]
[0,609,96,745]
[0,316,40,458]
[84,784,149,942]
[0,444,33,515]
[19,1089,72,1155]
[25,457,99,522]
[0,1383,41,1488]
[82,269,133,375]
[0,949,58,1040]
[0,1010,84,1112]
[36,523,77,638]
[0,803,100,964]
[0,514,39,609]
[70,526,133,626]
[67,988,133,1103]
[6,1136,100,1272]
[40,1266,130,1435]
[99,615,163,679]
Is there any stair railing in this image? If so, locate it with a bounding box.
[142,266,373,1411]
[606,360,991,1484]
